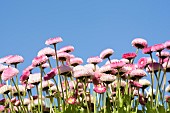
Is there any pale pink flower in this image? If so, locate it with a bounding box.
[164,40,170,50]
[53,52,70,61]
[37,47,55,57]
[139,79,151,89]
[130,69,147,80]
[142,46,152,54]
[1,67,19,81]
[84,64,100,71]
[45,37,63,45]
[0,84,12,94]
[121,64,136,73]
[57,65,72,76]
[73,65,85,72]
[93,84,106,94]
[41,63,49,69]
[48,85,58,95]
[59,45,74,53]
[12,85,26,96]
[100,48,114,59]
[38,80,54,91]
[44,68,57,80]
[23,64,35,73]
[131,38,147,49]
[70,57,83,66]
[0,105,5,112]
[22,84,34,90]
[111,60,125,69]
[28,73,41,85]
[146,62,163,72]
[20,70,30,84]
[156,51,170,58]
[23,98,30,105]
[162,61,170,72]
[100,74,116,84]
[165,85,170,92]
[5,55,24,65]
[122,52,137,60]
[99,64,117,74]
[73,69,94,78]
[66,97,77,104]
[32,55,48,67]
[0,64,7,74]
[14,100,20,106]
[151,43,165,52]
[87,56,102,64]
[112,80,126,89]
[120,58,130,64]
[0,55,13,63]
[137,57,148,69]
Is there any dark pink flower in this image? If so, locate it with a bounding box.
[151,43,165,52]
[44,68,57,80]
[66,97,77,104]
[139,95,147,105]
[137,57,148,69]
[20,70,30,84]
[69,57,83,66]
[59,45,74,53]
[111,60,125,69]
[142,46,152,54]
[122,52,137,60]
[37,47,55,57]
[164,40,170,50]
[131,38,148,49]
[1,67,19,81]
[6,55,24,65]
[100,48,114,59]
[45,37,63,45]
[93,84,106,94]
[129,80,142,88]
[146,62,163,73]
[87,56,102,64]
[32,55,48,67]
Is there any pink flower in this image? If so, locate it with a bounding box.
[87,56,102,64]
[66,97,77,104]
[121,64,136,73]
[156,51,170,58]
[122,52,137,60]
[131,38,148,49]
[41,63,50,69]
[110,60,125,69]
[99,64,117,74]
[73,69,94,78]
[32,55,48,67]
[139,79,151,89]
[0,105,5,112]
[137,57,148,69]
[105,59,119,65]
[146,62,163,72]
[164,40,170,50]
[100,48,114,59]
[57,65,72,76]
[142,46,152,54]
[44,68,57,80]
[0,55,13,63]
[28,73,41,85]
[37,47,55,57]
[93,84,106,94]
[0,64,7,74]
[162,61,170,72]
[53,52,70,61]
[23,64,35,73]
[1,67,19,81]
[45,37,63,45]
[0,84,12,94]
[100,74,116,84]
[151,43,165,52]
[20,70,30,84]
[12,85,26,96]
[38,80,54,91]
[130,69,147,80]
[59,45,74,53]
[5,55,24,65]
[69,57,83,66]
[129,80,142,88]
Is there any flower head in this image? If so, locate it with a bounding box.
[44,68,57,80]
[164,40,170,50]
[0,84,12,94]
[137,57,148,69]
[100,74,116,84]
[87,56,102,65]
[32,55,48,67]
[122,52,137,60]
[0,64,7,74]
[57,65,72,76]
[69,57,83,66]
[37,47,55,57]
[28,73,41,85]
[130,69,147,80]
[1,67,19,81]
[110,60,125,69]
[59,45,74,53]
[20,70,30,84]
[66,97,77,104]
[100,48,114,59]
[93,84,106,94]
[142,46,152,54]
[45,37,63,45]
[151,43,165,52]
[146,62,163,73]
[139,79,151,89]
[131,38,147,49]
[5,55,24,65]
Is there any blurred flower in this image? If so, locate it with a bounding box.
[129,80,142,88]
[44,68,57,80]
[5,55,24,65]
[151,43,165,52]
[1,67,19,81]
[87,56,102,65]
[137,57,147,69]
[38,80,54,91]
[146,62,163,73]
[139,79,151,89]
[59,45,74,53]
[69,57,83,66]
[53,52,70,61]
[57,65,72,76]
[122,52,137,60]
[99,64,117,74]
[32,55,48,67]
[164,40,170,50]
[165,85,170,92]
[66,97,77,104]
[37,47,55,57]
[105,59,119,65]
[111,60,125,69]
[131,38,147,49]
[100,73,116,84]
[0,64,7,74]
[0,55,13,63]
[0,84,12,94]
[100,48,114,59]
[28,73,41,85]
[93,84,106,94]
[130,69,147,80]
[20,70,30,84]
[45,37,63,45]
[142,46,152,54]
[12,85,26,96]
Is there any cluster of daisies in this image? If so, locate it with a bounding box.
[0,37,170,113]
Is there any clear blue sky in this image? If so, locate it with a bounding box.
[0,1,170,73]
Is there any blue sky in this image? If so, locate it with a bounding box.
[0,1,170,72]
